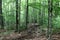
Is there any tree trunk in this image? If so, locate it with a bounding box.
[16,0,19,32]
[47,0,53,40]
[32,0,36,23]
[26,0,28,29]
[18,0,21,32]
[0,0,4,29]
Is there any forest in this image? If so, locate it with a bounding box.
[0,0,60,40]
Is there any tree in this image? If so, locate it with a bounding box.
[18,0,21,32]
[0,0,4,29]
[32,0,37,23]
[47,0,53,40]
[26,0,28,29]
[15,0,21,32]
[16,0,19,32]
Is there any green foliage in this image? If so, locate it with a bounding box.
[53,16,60,28]
[28,3,48,9]
[2,0,60,33]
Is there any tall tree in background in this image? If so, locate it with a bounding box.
[0,0,4,29]
[32,0,36,23]
[38,0,43,35]
[16,0,19,32]
[47,0,53,40]
[18,0,21,32]
[26,0,28,29]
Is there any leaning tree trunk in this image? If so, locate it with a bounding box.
[47,0,53,40]
[0,0,4,29]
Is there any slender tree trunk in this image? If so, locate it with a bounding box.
[16,0,19,32]
[32,0,36,23]
[38,0,43,35]
[47,0,53,40]
[26,0,28,29]
[40,7,43,26]
[42,1,45,25]
[0,0,4,29]
[18,0,21,32]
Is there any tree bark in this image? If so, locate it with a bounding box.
[18,0,21,32]
[47,0,53,40]
[16,0,19,32]
[0,0,4,29]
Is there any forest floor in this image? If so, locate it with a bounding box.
[0,30,60,40]
[0,32,60,40]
